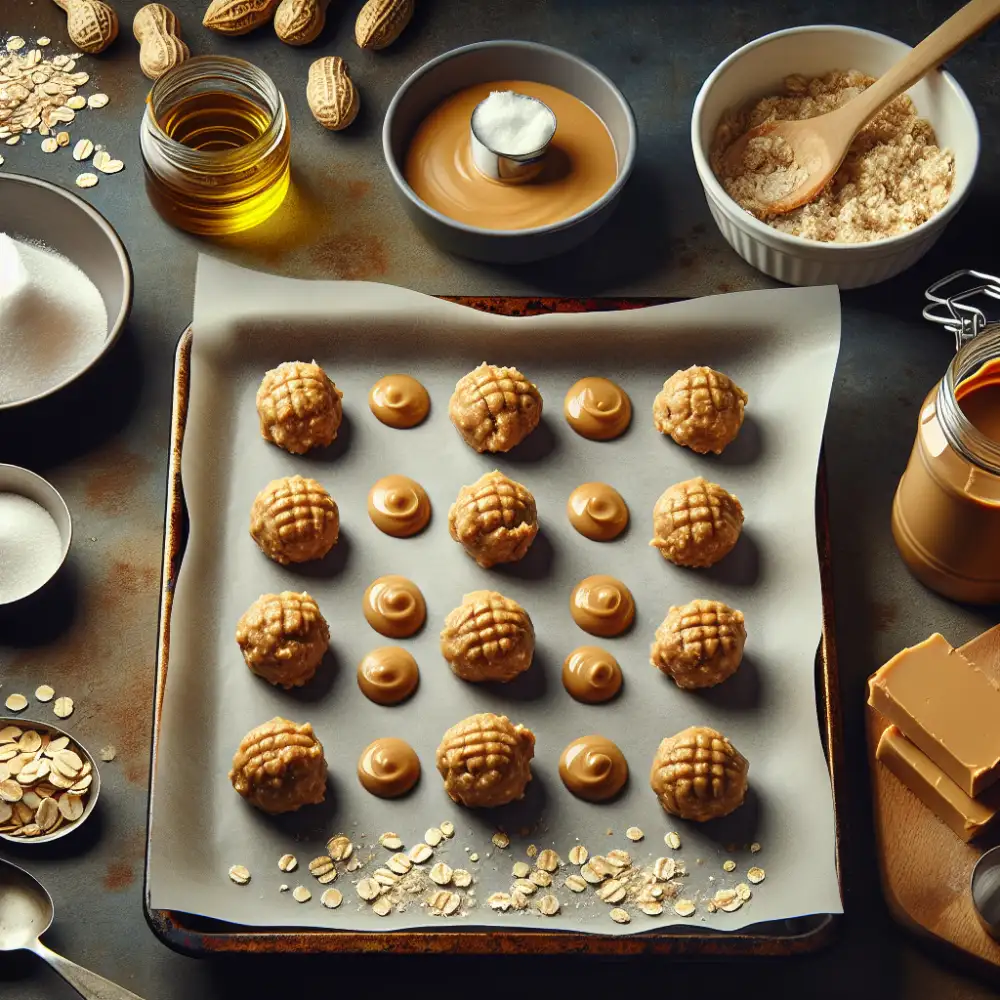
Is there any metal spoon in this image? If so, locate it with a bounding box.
[721,0,1000,215]
[0,858,146,999]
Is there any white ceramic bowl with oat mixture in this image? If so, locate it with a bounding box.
[691,25,980,288]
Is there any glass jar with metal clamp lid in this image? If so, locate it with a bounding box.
[893,270,1000,603]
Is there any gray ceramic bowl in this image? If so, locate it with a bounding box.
[0,174,132,410]
[383,40,637,263]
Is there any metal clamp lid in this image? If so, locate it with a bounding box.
[925,270,1000,350]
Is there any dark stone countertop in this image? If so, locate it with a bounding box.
[1,0,999,996]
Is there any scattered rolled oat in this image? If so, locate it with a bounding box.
[356,878,381,901]
[228,865,251,885]
[640,900,664,916]
[320,888,343,908]
[736,883,752,901]
[374,868,399,888]
[387,853,412,875]
[37,37,51,46]
[87,93,109,109]
[723,860,736,872]
[425,827,443,847]
[439,820,455,838]
[673,899,696,917]
[750,842,761,854]
[606,850,631,868]
[379,832,403,849]
[492,831,510,849]
[565,874,587,893]
[5,695,27,713]
[308,856,334,878]
[372,896,393,916]
[597,880,626,904]
[345,857,361,872]
[72,139,93,161]
[34,686,54,703]
[316,869,337,885]
[326,835,352,860]
[66,95,86,110]
[409,843,432,864]
[580,863,604,884]
[5,137,20,146]
[6,37,25,52]
[626,826,644,842]
[510,889,528,910]
[94,152,124,174]
[529,870,552,887]
[279,884,288,892]
[427,889,461,915]
[452,869,472,887]
[278,854,297,873]
[512,878,537,895]
[568,845,588,865]
[53,697,74,718]
[469,853,479,862]
[0,154,5,165]
[610,908,630,924]
[429,862,453,886]
[526,844,537,858]
[512,861,530,879]
[652,857,676,882]
[537,894,560,915]
[488,892,511,911]
[292,885,312,903]
[747,866,765,884]
[99,746,116,762]
[536,849,560,872]
[665,832,681,850]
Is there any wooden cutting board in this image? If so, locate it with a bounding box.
[867,624,1000,973]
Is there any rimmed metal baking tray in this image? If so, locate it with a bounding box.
[145,296,844,956]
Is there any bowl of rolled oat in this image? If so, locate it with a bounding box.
[691,25,979,288]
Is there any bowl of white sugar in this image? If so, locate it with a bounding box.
[0,174,132,409]
[0,465,72,606]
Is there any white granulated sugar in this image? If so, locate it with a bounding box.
[0,232,108,404]
[0,493,63,603]
[472,90,556,156]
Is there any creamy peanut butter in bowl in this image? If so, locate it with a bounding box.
[383,40,637,263]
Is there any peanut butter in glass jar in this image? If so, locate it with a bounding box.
[893,325,1000,603]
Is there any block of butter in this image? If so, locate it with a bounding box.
[868,632,1000,797]
[877,726,1000,842]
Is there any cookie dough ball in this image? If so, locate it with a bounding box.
[236,591,329,689]
[448,470,538,568]
[256,361,343,454]
[449,362,542,453]
[650,725,748,822]
[229,717,327,814]
[654,366,747,454]
[440,590,534,683]
[650,477,743,568]
[436,712,535,807]
[250,475,339,564]
[651,599,745,690]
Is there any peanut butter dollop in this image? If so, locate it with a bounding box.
[559,735,628,801]
[567,482,629,541]
[357,737,421,798]
[367,475,431,537]
[570,574,635,637]
[563,377,632,440]
[368,374,430,428]
[562,646,623,703]
[357,647,420,705]
[363,575,426,638]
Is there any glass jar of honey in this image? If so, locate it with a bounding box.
[893,320,1000,604]
[140,55,290,236]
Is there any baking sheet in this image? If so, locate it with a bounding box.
[148,255,843,934]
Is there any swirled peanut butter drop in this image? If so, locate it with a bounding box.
[567,483,629,541]
[570,575,635,637]
[367,475,431,538]
[564,378,632,441]
[363,575,426,638]
[369,375,430,429]
[357,647,420,705]
[562,646,623,703]
[357,737,421,798]
[559,735,628,802]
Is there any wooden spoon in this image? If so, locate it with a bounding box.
[721,0,1000,216]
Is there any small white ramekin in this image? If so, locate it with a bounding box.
[691,25,980,289]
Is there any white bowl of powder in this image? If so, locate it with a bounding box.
[691,25,980,288]
[0,174,132,408]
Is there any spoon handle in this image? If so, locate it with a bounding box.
[31,939,147,1000]
[847,0,1000,125]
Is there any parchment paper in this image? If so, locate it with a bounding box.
[148,255,843,934]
